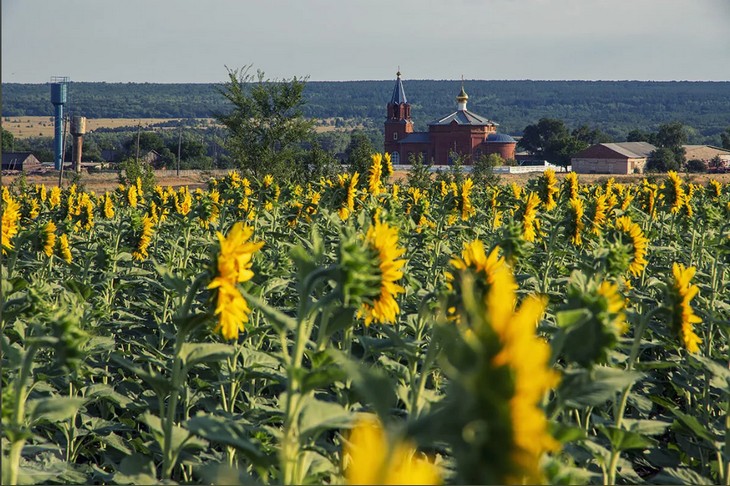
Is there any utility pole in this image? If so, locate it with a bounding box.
[177,125,182,177]
[58,115,69,187]
[135,121,141,165]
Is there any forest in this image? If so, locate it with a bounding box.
[3,80,730,143]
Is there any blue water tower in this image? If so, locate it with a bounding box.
[50,76,69,170]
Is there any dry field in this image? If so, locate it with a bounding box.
[2,116,361,138]
[1,116,214,138]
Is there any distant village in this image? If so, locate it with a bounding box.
[3,75,730,175]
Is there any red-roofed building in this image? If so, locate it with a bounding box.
[571,142,656,174]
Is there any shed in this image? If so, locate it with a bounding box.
[2,152,43,172]
[571,142,656,174]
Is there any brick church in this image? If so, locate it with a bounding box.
[384,71,517,165]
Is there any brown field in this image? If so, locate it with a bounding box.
[2,116,361,139]
[1,116,217,138]
[4,169,730,194]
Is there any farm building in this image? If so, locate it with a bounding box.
[2,152,43,172]
[571,142,656,174]
[683,145,730,164]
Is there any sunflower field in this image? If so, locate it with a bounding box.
[2,157,729,485]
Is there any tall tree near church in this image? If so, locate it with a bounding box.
[216,65,314,180]
[518,118,588,168]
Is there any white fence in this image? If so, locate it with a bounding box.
[394,163,568,174]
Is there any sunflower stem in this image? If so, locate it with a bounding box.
[607,306,657,485]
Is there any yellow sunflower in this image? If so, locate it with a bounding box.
[567,197,585,246]
[590,193,608,236]
[208,278,253,341]
[368,153,384,195]
[132,214,154,261]
[56,234,72,263]
[614,216,649,277]
[460,178,475,221]
[564,172,579,199]
[360,221,406,326]
[344,415,441,485]
[521,192,541,242]
[50,186,62,208]
[486,265,560,483]
[104,192,115,219]
[1,194,21,254]
[540,169,559,211]
[127,185,138,208]
[448,241,514,291]
[208,222,264,339]
[42,221,57,257]
[669,263,702,353]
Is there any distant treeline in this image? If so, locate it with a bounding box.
[3,80,730,144]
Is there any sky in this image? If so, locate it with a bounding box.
[2,0,730,83]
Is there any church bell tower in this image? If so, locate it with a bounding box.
[384,70,413,161]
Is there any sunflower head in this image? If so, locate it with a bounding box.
[667,263,702,353]
[341,220,406,326]
[436,260,559,484]
[555,273,628,367]
[344,415,441,485]
[446,241,514,313]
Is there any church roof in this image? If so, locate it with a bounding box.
[486,133,516,143]
[429,110,498,127]
[390,73,407,104]
[399,132,431,144]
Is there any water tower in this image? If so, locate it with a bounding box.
[71,116,87,173]
[50,76,69,170]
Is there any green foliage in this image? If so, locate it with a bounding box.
[215,65,314,181]
[685,158,707,173]
[302,143,341,181]
[646,147,681,173]
[518,118,590,167]
[471,153,501,186]
[2,127,15,151]
[344,129,375,175]
[118,157,156,192]
[720,127,730,149]
[406,152,432,190]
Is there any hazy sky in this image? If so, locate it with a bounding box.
[3,0,729,83]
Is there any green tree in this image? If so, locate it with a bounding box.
[302,142,340,180]
[2,127,15,151]
[215,65,314,180]
[344,130,375,175]
[685,159,707,173]
[626,129,651,142]
[118,157,157,192]
[471,153,502,186]
[406,152,432,190]
[572,125,612,145]
[654,122,687,165]
[518,118,588,168]
[654,121,688,148]
[720,127,730,150]
[646,147,680,173]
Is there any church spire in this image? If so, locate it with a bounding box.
[457,76,468,111]
[390,69,407,104]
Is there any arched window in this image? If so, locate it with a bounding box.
[393,132,398,140]
[391,152,400,164]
